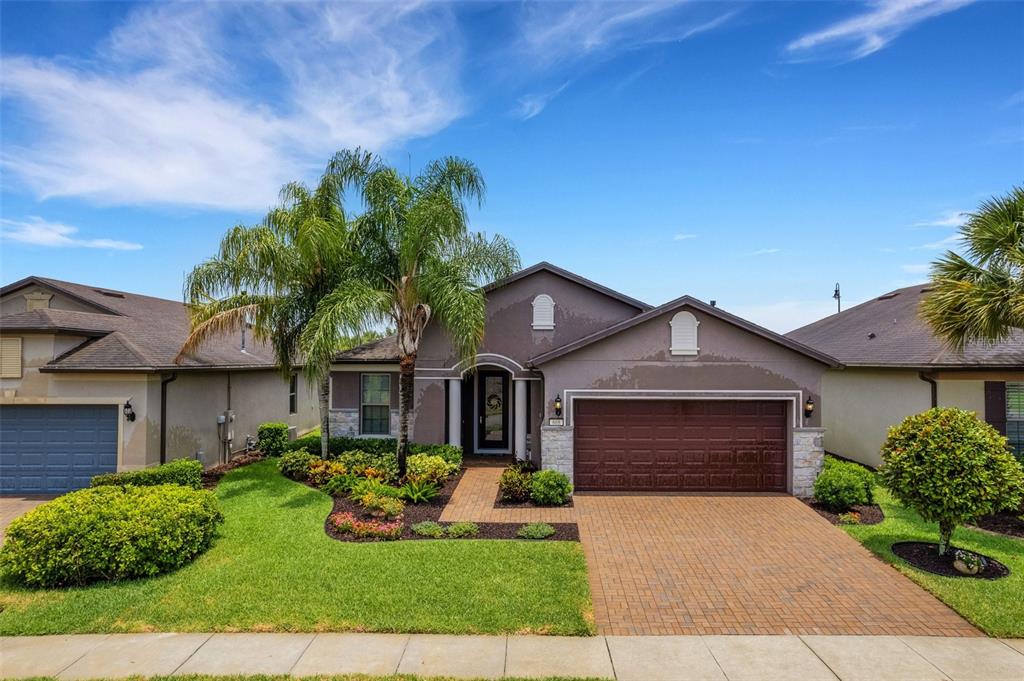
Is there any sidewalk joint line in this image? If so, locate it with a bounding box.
[700,635,729,681]
[395,633,412,675]
[288,633,318,675]
[797,635,842,681]
[603,635,617,680]
[169,632,215,677]
[53,633,111,678]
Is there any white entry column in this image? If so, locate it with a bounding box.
[447,378,461,448]
[514,379,528,461]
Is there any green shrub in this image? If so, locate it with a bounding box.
[446,521,479,538]
[880,407,1024,555]
[406,454,457,484]
[349,478,404,504]
[359,492,404,520]
[823,455,876,503]
[279,449,316,481]
[499,466,532,502]
[307,459,348,486]
[814,466,869,512]
[411,521,445,538]
[321,474,357,497]
[530,470,573,505]
[91,458,203,490]
[399,478,440,504]
[410,443,463,468]
[337,449,398,482]
[0,485,223,587]
[517,522,556,540]
[257,422,290,457]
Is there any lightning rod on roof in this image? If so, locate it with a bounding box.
[833,283,841,313]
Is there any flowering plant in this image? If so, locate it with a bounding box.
[330,512,403,540]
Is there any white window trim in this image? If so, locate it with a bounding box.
[669,311,700,356]
[532,294,555,330]
[360,373,392,436]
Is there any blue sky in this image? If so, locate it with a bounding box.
[1,0,1022,331]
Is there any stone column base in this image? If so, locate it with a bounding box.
[540,426,573,479]
[792,427,826,497]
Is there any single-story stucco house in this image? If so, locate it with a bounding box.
[330,262,837,496]
[788,283,1024,468]
[0,276,319,494]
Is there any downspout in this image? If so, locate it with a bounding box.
[918,371,937,408]
[160,372,178,463]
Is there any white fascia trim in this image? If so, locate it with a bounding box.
[561,389,805,429]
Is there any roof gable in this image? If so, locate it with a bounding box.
[485,262,651,312]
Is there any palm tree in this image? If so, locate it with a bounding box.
[301,149,520,476]
[921,186,1024,350]
[179,168,355,457]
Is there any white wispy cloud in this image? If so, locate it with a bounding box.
[515,82,570,120]
[1,217,143,250]
[786,0,975,61]
[911,209,968,227]
[916,233,963,250]
[0,2,464,210]
[673,233,698,241]
[750,247,782,255]
[901,263,931,274]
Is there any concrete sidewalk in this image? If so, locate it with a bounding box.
[2,633,1023,681]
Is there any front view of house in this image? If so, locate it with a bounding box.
[331,262,835,496]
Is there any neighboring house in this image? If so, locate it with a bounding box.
[788,283,1024,467]
[331,262,836,496]
[0,276,319,494]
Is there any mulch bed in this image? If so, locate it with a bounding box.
[804,501,884,526]
[201,452,266,488]
[320,468,580,542]
[891,541,1010,580]
[494,487,574,509]
[970,510,1024,539]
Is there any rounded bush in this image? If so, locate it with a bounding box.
[822,456,876,503]
[529,470,573,506]
[880,407,1024,554]
[0,485,223,587]
[517,522,556,539]
[257,422,290,457]
[814,466,868,511]
[499,466,532,502]
[446,521,479,538]
[279,448,316,480]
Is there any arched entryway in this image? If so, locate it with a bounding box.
[445,362,532,460]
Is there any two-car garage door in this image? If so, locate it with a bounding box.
[0,405,118,494]
[574,399,788,492]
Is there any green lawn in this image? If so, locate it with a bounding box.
[0,460,593,636]
[842,486,1024,637]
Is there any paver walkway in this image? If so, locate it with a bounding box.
[3,633,1022,680]
[0,496,52,544]
[441,469,978,637]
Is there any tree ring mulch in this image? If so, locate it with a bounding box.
[317,468,580,542]
[891,542,1010,580]
[970,510,1024,539]
[803,501,884,526]
[494,487,574,509]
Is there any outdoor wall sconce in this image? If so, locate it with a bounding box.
[803,397,815,419]
[123,399,136,422]
[554,395,563,417]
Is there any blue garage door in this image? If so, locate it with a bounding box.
[0,405,118,494]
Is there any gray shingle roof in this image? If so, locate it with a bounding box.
[1,276,281,371]
[787,284,1024,368]
[333,335,400,362]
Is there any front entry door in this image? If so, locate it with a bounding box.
[476,370,510,451]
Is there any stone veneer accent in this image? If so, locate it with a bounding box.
[328,408,401,438]
[540,425,574,478]
[792,427,826,497]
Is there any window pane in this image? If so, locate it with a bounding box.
[362,375,390,405]
[362,405,390,435]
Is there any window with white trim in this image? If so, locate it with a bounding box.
[670,311,699,355]
[361,374,391,435]
[0,337,22,378]
[532,294,555,330]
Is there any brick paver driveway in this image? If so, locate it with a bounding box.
[442,468,978,637]
[0,496,52,544]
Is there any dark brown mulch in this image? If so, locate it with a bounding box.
[201,452,266,488]
[319,468,579,542]
[891,541,1010,580]
[494,487,574,509]
[970,510,1024,539]
[803,500,884,526]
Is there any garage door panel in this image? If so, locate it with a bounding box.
[1,405,118,494]
[574,399,788,492]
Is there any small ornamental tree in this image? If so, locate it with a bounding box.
[879,408,1024,555]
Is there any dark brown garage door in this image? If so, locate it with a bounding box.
[574,400,788,492]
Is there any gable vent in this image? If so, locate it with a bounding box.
[670,311,699,356]
[94,289,126,298]
[532,294,555,330]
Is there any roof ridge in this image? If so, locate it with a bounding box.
[484,262,652,311]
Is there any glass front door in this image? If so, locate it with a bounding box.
[476,370,509,451]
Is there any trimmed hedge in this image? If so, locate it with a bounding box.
[0,484,223,587]
[284,435,462,468]
[530,470,573,506]
[257,422,289,457]
[813,466,869,511]
[821,456,875,503]
[91,458,203,490]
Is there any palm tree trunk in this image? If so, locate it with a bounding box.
[318,373,331,458]
[397,353,416,478]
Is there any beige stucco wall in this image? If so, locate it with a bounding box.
[822,369,994,468]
